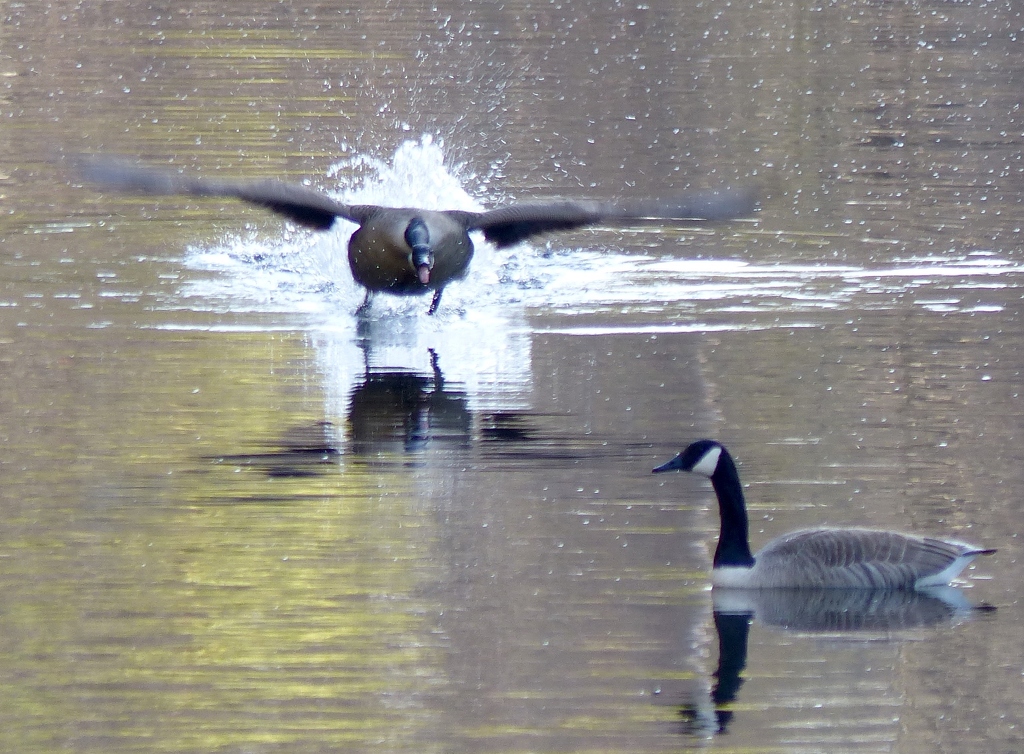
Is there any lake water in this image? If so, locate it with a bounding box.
[1,1,1022,751]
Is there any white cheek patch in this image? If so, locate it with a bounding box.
[691,445,722,477]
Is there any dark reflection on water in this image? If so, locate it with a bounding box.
[208,421,341,478]
[674,588,996,738]
[675,610,751,737]
[713,587,995,633]
[347,350,472,456]
[479,412,537,443]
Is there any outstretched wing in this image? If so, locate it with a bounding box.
[77,157,376,231]
[453,187,758,249]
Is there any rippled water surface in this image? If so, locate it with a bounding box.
[2,1,1024,752]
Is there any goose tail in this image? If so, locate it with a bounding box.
[914,546,996,589]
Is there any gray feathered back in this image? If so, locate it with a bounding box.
[749,528,984,589]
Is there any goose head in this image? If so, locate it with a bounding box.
[404,216,434,284]
[653,439,755,570]
[652,439,724,478]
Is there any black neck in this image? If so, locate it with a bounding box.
[710,450,755,568]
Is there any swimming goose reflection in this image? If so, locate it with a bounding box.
[672,587,994,737]
[710,585,991,631]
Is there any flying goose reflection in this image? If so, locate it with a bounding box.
[347,350,471,455]
[78,157,758,313]
[207,421,340,478]
[653,440,995,589]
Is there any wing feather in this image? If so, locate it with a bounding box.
[78,158,369,230]
[80,158,757,242]
[464,188,758,248]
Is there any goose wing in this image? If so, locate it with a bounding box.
[78,158,377,231]
[452,187,758,249]
[756,528,992,589]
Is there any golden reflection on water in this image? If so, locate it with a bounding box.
[0,330,444,750]
[0,0,1022,752]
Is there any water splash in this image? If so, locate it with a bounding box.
[182,135,536,418]
[177,137,1024,411]
[182,135,537,317]
[182,136,1024,326]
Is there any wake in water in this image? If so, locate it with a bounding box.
[182,135,1021,326]
[173,136,1023,425]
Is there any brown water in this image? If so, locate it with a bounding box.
[1,1,1022,752]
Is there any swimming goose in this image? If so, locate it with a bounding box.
[652,440,995,589]
[78,158,757,314]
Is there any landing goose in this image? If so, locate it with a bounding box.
[653,440,995,589]
[78,157,756,314]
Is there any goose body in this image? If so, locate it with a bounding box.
[78,158,757,314]
[653,440,994,590]
[346,208,474,298]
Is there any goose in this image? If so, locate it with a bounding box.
[652,439,995,589]
[78,157,757,314]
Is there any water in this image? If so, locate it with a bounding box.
[1,1,1023,752]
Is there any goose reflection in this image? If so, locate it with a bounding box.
[208,421,341,478]
[347,349,471,456]
[674,587,993,736]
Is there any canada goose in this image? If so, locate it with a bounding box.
[78,157,757,314]
[652,440,995,589]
